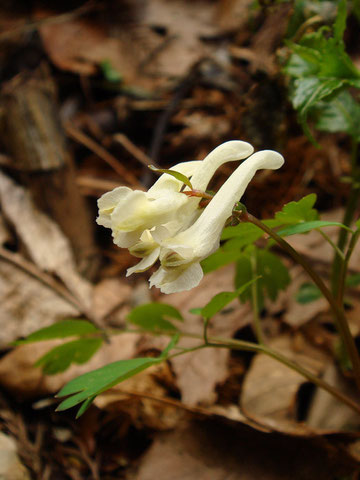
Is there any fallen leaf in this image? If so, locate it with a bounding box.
[0,172,91,309]
[130,419,355,480]
[0,432,30,480]
[162,265,252,406]
[0,333,139,398]
[0,260,79,346]
[306,363,360,431]
[241,335,332,434]
[94,362,184,430]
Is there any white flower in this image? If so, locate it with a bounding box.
[149,150,285,294]
[97,141,253,248]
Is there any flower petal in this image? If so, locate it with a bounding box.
[96,186,132,228]
[149,262,203,294]
[126,247,160,276]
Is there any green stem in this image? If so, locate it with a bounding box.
[250,251,264,344]
[242,212,360,393]
[337,230,360,305]
[208,336,360,415]
[317,229,345,261]
[113,326,360,415]
[203,317,210,345]
[331,139,360,300]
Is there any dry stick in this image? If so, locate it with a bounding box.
[65,124,141,187]
[113,133,160,169]
[242,212,360,394]
[0,246,102,328]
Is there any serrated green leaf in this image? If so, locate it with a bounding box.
[257,250,291,302]
[148,165,193,190]
[277,220,352,237]
[198,278,259,320]
[275,194,319,224]
[35,338,103,375]
[296,283,322,304]
[234,253,253,304]
[56,356,161,412]
[333,0,347,43]
[293,77,345,116]
[314,90,360,138]
[127,303,183,332]
[15,320,99,345]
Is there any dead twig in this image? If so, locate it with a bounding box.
[113,133,159,169]
[65,123,141,187]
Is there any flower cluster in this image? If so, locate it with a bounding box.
[97,141,284,294]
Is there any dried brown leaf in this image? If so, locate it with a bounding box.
[0,172,91,309]
[161,265,252,406]
[0,334,139,398]
[241,335,331,434]
[130,420,355,480]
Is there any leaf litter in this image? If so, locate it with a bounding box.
[0,0,360,478]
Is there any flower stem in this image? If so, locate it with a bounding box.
[242,211,360,393]
[113,326,360,415]
[331,139,360,301]
[250,250,265,344]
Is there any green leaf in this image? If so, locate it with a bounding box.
[76,396,96,418]
[221,222,264,241]
[201,249,244,274]
[14,320,99,345]
[127,303,183,332]
[296,283,322,304]
[235,248,291,309]
[277,220,352,237]
[293,77,345,118]
[257,250,291,302]
[221,219,281,240]
[333,0,347,43]
[313,90,360,138]
[234,253,254,303]
[275,194,319,224]
[346,273,360,287]
[198,279,259,319]
[56,356,161,413]
[148,165,193,190]
[100,60,123,83]
[35,338,103,375]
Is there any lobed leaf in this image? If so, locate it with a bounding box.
[275,194,318,224]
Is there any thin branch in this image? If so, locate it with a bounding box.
[65,123,141,187]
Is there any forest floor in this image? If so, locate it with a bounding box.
[0,1,360,479]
